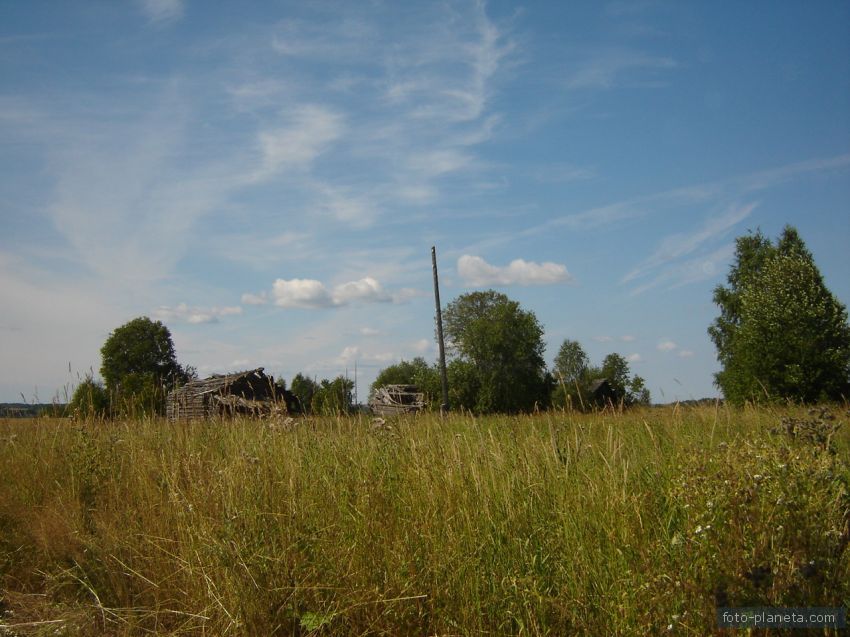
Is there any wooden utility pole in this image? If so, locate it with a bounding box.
[432,246,450,412]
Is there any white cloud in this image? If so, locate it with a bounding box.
[657,340,677,352]
[359,327,380,336]
[621,335,636,342]
[592,335,614,343]
[271,279,335,309]
[336,346,394,366]
[622,201,758,285]
[154,303,243,325]
[253,105,344,181]
[267,276,398,309]
[139,0,183,24]
[458,255,572,286]
[628,243,736,297]
[626,353,642,363]
[407,149,473,178]
[412,338,432,353]
[332,277,391,305]
[678,350,695,358]
[241,291,268,306]
[337,346,361,365]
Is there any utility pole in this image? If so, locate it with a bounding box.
[432,246,450,413]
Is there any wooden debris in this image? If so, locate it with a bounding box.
[368,385,426,416]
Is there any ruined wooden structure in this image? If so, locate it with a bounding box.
[166,368,284,421]
[369,384,426,416]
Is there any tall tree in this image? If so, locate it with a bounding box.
[553,339,589,384]
[709,226,850,403]
[100,317,190,414]
[443,290,549,413]
[290,373,318,414]
[311,376,354,415]
[601,353,631,400]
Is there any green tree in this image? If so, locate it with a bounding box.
[553,339,589,384]
[601,353,631,400]
[443,290,549,413]
[312,376,354,415]
[553,349,650,410]
[100,317,193,415]
[68,376,109,418]
[372,357,433,390]
[628,375,651,406]
[551,340,590,409]
[709,226,850,403]
[290,373,318,413]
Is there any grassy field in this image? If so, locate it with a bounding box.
[0,405,848,636]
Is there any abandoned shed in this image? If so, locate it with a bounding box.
[588,379,616,406]
[166,367,283,421]
[369,384,426,416]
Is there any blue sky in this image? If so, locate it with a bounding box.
[2,0,849,404]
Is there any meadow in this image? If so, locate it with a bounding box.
[0,405,847,636]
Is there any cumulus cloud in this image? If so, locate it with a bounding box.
[154,303,242,324]
[412,338,432,353]
[271,278,336,309]
[264,276,400,309]
[657,340,677,352]
[678,349,695,358]
[458,255,572,287]
[626,353,642,363]
[332,277,391,305]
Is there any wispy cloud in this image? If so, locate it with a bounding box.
[565,48,676,90]
[154,303,242,325]
[458,255,572,286]
[139,0,184,24]
[516,153,850,244]
[628,243,736,297]
[251,105,344,182]
[622,201,758,285]
[657,340,677,352]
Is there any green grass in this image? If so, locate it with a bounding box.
[0,405,848,635]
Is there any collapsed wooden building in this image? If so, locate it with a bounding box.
[369,384,426,416]
[166,367,285,421]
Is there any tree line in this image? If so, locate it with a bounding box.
[372,225,849,411]
[69,225,849,417]
[371,290,650,414]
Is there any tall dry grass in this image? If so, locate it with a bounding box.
[0,405,847,635]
